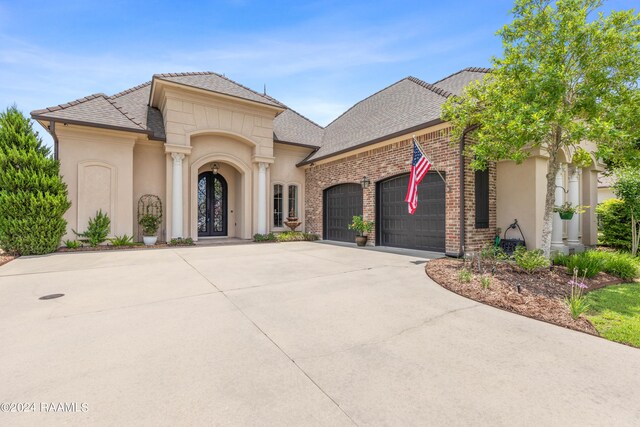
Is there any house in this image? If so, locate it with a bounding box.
[31,68,601,255]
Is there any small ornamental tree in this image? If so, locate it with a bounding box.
[613,168,640,257]
[0,106,71,255]
[442,0,640,257]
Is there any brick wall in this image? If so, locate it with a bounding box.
[304,127,496,254]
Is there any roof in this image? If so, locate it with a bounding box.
[31,67,490,157]
[152,72,283,108]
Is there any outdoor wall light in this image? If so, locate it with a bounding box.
[211,163,219,175]
[360,176,371,189]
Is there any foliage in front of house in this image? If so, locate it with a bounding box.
[612,167,640,257]
[596,199,632,250]
[553,250,640,281]
[253,232,319,242]
[348,215,373,237]
[73,209,111,247]
[0,106,71,255]
[441,0,640,257]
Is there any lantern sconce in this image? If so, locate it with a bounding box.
[360,176,371,189]
[211,163,219,175]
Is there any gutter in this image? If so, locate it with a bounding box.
[49,121,59,161]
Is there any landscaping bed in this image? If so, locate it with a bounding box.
[426,257,625,336]
[0,253,16,267]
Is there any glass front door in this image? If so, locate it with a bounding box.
[197,171,227,237]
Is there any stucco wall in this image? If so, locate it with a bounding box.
[57,126,135,241]
[133,141,166,241]
[271,143,312,231]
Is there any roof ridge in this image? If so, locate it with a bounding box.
[104,97,146,129]
[153,71,216,78]
[432,66,492,85]
[211,72,284,106]
[406,76,453,98]
[30,93,108,115]
[109,81,151,99]
[323,77,411,129]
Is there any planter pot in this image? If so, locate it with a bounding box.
[143,235,157,246]
[558,212,574,220]
[355,236,368,247]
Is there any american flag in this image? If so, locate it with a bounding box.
[404,141,432,214]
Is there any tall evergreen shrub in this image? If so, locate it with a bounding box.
[0,106,70,255]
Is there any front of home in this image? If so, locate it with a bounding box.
[31,68,602,255]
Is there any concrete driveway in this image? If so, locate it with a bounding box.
[1,242,639,426]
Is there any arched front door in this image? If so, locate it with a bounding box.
[198,171,227,237]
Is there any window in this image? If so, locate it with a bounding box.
[475,169,490,229]
[288,185,298,218]
[273,184,283,227]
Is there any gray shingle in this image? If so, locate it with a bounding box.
[155,72,282,108]
[432,67,490,96]
[109,83,165,140]
[273,109,323,148]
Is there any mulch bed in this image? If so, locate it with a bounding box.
[57,243,195,253]
[0,253,16,267]
[425,258,624,335]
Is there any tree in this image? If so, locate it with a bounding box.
[0,106,71,255]
[442,0,640,257]
[613,168,640,257]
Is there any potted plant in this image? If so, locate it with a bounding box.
[553,202,589,220]
[139,213,161,245]
[348,215,373,246]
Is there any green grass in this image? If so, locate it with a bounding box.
[585,282,640,348]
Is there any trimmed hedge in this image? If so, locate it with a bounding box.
[0,107,71,255]
[596,199,631,250]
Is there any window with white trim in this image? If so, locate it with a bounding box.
[273,184,283,227]
[288,185,298,218]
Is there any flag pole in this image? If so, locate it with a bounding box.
[413,135,451,192]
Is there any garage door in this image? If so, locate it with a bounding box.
[323,183,363,242]
[377,172,445,252]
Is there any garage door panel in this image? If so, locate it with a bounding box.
[324,184,363,243]
[378,173,445,252]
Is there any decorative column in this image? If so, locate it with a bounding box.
[551,164,568,254]
[257,162,268,235]
[567,167,583,250]
[171,152,185,239]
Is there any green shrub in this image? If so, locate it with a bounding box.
[0,106,71,255]
[139,213,161,236]
[513,246,549,273]
[596,199,631,250]
[110,234,134,247]
[74,210,110,247]
[564,251,604,278]
[275,231,320,242]
[64,239,81,249]
[169,237,194,246]
[253,233,276,242]
[458,269,473,283]
[595,251,640,280]
[552,252,570,266]
[480,275,491,289]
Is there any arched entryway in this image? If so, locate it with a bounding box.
[197,171,228,237]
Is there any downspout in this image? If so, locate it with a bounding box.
[50,121,59,161]
[452,125,478,258]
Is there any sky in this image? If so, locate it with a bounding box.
[0,0,633,148]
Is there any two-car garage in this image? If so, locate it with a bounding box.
[322,173,446,252]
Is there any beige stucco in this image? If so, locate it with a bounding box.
[57,126,136,241]
[133,140,166,240]
[270,143,309,231]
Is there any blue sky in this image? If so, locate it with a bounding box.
[0,0,632,147]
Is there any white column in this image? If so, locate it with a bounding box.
[171,152,185,239]
[551,164,568,254]
[257,162,268,235]
[567,167,583,250]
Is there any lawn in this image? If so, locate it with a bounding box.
[586,282,640,348]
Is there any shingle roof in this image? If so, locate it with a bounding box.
[153,72,282,108]
[273,109,323,148]
[432,67,491,96]
[305,77,450,162]
[31,67,490,158]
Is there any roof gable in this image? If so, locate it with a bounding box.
[432,67,491,96]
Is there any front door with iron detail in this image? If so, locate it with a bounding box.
[197,171,227,237]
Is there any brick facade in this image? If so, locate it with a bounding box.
[304,126,496,254]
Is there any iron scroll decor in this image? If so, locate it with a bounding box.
[499,219,526,255]
[137,194,163,242]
